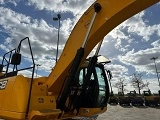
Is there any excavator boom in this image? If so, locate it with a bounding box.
[46,0,159,93]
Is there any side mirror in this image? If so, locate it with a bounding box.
[11,53,21,65]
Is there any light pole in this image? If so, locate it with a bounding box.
[150,57,160,87]
[53,14,61,63]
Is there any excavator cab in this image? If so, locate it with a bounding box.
[56,54,111,118]
[57,56,111,119]
[78,61,109,108]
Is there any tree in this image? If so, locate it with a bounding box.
[130,73,148,95]
[114,77,127,95]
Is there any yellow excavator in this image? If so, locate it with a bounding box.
[0,0,159,119]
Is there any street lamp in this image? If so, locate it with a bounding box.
[53,14,61,63]
[150,57,160,87]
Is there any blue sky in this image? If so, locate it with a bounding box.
[0,0,160,93]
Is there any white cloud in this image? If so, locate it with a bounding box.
[118,48,160,74]
[109,28,130,52]
[120,11,159,42]
[61,18,74,37]
[0,0,19,6]
[102,9,159,55]
[0,0,4,4]
[145,78,160,93]
[0,44,10,52]
[151,39,160,48]
[106,64,129,83]
[157,24,160,37]
[28,0,95,16]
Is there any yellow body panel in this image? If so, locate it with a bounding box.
[145,96,155,101]
[29,96,56,110]
[0,75,30,119]
[0,110,26,120]
[28,109,61,120]
[1,78,13,111]
[31,84,47,96]
[0,76,60,120]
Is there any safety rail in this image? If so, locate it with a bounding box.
[0,37,35,79]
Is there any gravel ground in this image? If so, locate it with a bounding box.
[97,104,160,120]
[0,105,159,120]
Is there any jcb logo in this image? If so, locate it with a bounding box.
[0,80,8,89]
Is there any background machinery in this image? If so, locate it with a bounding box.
[128,90,144,106]
[154,90,160,105]
[117,92,130,106]
[0,0,159,119]
[143,90,158,106]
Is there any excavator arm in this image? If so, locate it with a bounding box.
[46,0,159,95]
